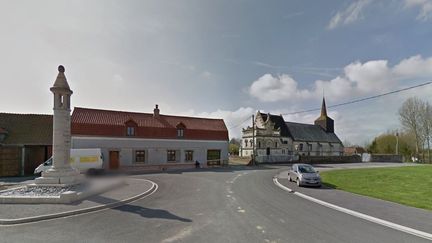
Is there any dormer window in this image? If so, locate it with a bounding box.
[127,127,135,136]
[177,128,184,138]
[125,119,138,137]
[176,122,186,138]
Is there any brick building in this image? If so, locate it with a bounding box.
[0,113,53,176]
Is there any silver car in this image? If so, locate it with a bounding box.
[288,164,321,187]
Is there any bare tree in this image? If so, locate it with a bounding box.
[420,102,432,163]
[399,97,424,160]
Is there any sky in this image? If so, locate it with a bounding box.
[1,0,432,145]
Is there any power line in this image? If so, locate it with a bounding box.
[281,81,432,116]
[227,81,432,129]
[228,116,252,129]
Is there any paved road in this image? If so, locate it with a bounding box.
[1,165,430,243]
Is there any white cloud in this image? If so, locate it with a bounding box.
[188,107,255,139]
[344,60,393,93]
[248,55,432,103]
[249,74,312,102]
[405,0,432,21]
[328,0,372,29]
[393,55,432,77]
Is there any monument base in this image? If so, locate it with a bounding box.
[35,167,84,186]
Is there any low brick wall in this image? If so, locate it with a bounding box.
[299,155,362,164]
[369,154,403,163]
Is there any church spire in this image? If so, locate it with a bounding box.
[320,97,328,117]
[315,96,334,133]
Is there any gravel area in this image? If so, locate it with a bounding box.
[0,184,87,197]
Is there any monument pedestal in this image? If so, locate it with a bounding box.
[35,167,84,186]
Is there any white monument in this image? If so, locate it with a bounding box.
[35,65,82,185]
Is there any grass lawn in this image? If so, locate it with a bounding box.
[320,165,432,211]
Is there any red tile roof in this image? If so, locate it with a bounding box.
[71,107,229,141]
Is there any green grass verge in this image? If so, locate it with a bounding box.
[320,165,432,211]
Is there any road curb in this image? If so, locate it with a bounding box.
[0,179,158,226]
[273,177,432,241]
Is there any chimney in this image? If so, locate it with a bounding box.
[153,104,160,118]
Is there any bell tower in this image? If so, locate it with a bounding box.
[314,97,334,133]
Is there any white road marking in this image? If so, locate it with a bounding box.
[273,177,432,241]
[161,226,193,243]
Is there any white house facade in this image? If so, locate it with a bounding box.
[71,106,229,169]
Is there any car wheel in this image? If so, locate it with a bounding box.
[296,178,301,187]
[87,168,96,176]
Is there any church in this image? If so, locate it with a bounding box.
[239,98,344,163]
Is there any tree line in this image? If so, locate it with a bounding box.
[367,97,431,163]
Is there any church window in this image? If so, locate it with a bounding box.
[245,140,248,147]
[275,142,278,148]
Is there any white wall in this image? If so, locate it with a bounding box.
[71,136,228,168]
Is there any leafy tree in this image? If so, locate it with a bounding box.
[366,131,416,162]
[229,138,240,155]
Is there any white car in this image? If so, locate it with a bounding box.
[34,148,104,175]
[288,163,322,187]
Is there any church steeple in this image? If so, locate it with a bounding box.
[314,97,334,133]
[320,97,327,117]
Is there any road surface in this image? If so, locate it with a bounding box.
[1,164,430,243]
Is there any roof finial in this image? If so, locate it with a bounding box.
[58,65,65,73]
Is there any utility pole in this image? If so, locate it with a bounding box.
[395,132,399,155]
[252,114,256,166]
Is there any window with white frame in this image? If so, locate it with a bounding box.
[127,127,135,136]
[177,128,184,138]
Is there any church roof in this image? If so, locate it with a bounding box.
[259,113,292,137]
[285,122,342,143]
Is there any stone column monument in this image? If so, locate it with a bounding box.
[35,65,82,185]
